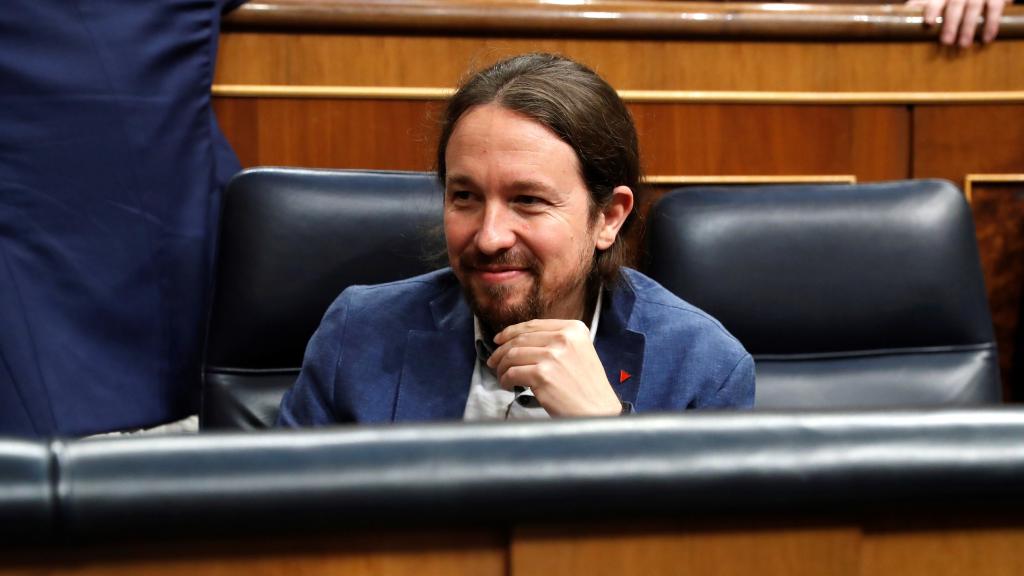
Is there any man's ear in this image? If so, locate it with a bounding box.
[595,186,634,250]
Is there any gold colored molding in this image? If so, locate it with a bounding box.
[212,84,1024,104]
[213,85,454,99]
[964,174,1024,203]
[645,175,857,186]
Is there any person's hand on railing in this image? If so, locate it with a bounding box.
[906,0,1009,46]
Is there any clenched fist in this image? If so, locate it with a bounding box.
[487,319,623,417]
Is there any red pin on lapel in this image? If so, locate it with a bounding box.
[619,370,632,383]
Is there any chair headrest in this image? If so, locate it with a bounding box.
[206,168,445,370]
[645,179,993,356]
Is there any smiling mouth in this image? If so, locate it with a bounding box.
[472,267,529,284]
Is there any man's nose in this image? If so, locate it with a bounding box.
[475,203,517,255]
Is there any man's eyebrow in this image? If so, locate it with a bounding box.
[445,174,476,189]
[506,179,558,195]
[445,174,558,195]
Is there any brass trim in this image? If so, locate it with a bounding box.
[211,84,1024,104]
[964,174,1024,203]
[213,85,454,99]
[644,175,857,186]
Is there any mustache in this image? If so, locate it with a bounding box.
[459,248,539,272]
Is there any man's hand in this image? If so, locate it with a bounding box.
[907,0,1008,46]
[487,319,622,417]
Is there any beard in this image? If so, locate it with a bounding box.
[457,245,597,341]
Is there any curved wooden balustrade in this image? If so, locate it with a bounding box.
[224,0,1024,39]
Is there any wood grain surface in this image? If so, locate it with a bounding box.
[213,98,909,182]
[8,520,1024,575]
[222,0,1024,40]
[215,33,1024,93]
[0,530,507,576]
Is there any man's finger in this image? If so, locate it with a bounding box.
[983,0,1005,42]
[915,0,943,25]
[492,347,549,386]
[489,331,563,365]
[958,0,984,46]
[941,0,968,45]
[494,318,586,344]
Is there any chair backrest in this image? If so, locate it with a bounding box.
[202,168,444,429]
[644,179,1001,408]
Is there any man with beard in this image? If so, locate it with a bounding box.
[277,53,754,425]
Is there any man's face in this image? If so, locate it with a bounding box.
[444,103,601,335]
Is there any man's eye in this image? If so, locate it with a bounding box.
[450,191,473,202]
[515,195,543,206]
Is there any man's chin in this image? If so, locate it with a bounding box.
[468,287,537,333]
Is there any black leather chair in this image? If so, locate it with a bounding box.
[644,179,1001,409]
[202,168,445,429]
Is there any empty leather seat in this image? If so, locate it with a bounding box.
[202,168,444,428]
[644,180,1001,408]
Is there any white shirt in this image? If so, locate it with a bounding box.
[462,290,603,420]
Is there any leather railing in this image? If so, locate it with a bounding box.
[4,408,1024,543]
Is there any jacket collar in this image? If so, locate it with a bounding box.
[594,271,646,408]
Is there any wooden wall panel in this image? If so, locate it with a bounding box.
[861,526,1024,576]
[3,531,507,576]
[966,182,1024,401]
[10,520,1024,575]
[632,103,907,180]
[914,107,1024,400]
[213,98,444,170]
[213,98,909,183]
[215,33,1024,92]
[512,523,861,576]
[913,105,1024,181]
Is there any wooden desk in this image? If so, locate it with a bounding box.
[8,516,1024,575]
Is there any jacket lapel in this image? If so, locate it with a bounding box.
[392,281,475,421]
[594,277,646,408]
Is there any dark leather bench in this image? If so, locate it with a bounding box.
[4,408,1024,544]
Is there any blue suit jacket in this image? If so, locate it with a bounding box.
[0,0,243,436]
[278,268,754,425]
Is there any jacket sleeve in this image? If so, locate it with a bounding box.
[276,291,352,427]
[704,353,756,409]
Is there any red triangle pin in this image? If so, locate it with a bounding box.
[619,370,632,383]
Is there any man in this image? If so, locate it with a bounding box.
[278,53,753,425]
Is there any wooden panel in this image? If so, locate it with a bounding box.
[0,531,507,576]
[213,98,444,170]
[915,107,1024,401]
[966,179,1024,401]
[631,104,907,181]
[862,526,1024,576]
[511,522,861,576]
[214,33,1024,93]
[7,521,1024,575]
[913,105,1024,181]
[213,98,909,182]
